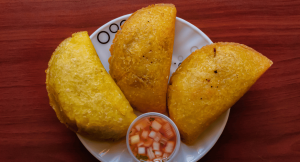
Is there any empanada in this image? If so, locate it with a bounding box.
[168,42,273,144]
[109,4,176,113]
[46,31,136,140]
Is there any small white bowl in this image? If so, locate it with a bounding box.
[126,112,181,162]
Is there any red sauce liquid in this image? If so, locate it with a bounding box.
[128,116,177,162]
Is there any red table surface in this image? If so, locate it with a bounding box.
[0,0,300,162]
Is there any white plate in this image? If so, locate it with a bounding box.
[77,14,230,162]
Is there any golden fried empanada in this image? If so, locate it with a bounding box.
[168,42,273,144]
[46,31,136,141]
[109,4,177,113]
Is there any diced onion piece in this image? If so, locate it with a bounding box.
[130,134,140,145]
[135,119,150,131]
[129,128,136,136]
[155,118,165,124]
[144,138,153,147]
[153,141,160,151]
[161,123,174,139]
[163,153,170,158]
[153,157,163,162]
[138,147,145,154]
[151,120,162,131]
[167,141,175,147]
[161,118,168,123]
[159,137,168,146]
[141,130,149,139]
[154,132,162,142]
[149,131,156,139]
[165,141,175,153]
[155,151,162,157]
[137,142,144,147]
[147,147,155,160]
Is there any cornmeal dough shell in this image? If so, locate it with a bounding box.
[168,42,273,144]
[109,4,177,113]
[46,31,136,140]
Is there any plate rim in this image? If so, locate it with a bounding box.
[78,14,230,162]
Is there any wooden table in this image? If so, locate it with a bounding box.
[1,0,299,161]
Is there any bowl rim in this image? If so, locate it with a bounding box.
[126,112,181,162]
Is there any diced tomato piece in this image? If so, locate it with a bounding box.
[144,138,153,147]
[130,145,136,153]
[151,120,162,131]
[129,128,136,136]
[137,141,144,147]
